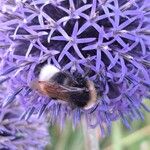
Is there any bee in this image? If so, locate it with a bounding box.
[31,64,98,109]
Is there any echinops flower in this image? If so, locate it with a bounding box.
[0,94,49,150]
[0,0,150,134]
[0,84,49,149]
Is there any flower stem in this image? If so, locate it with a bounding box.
[82,118,100,150]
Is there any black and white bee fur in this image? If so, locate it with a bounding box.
[32,64,97,109]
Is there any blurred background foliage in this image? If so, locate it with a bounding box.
[46,99,150,150]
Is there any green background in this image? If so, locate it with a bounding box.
[46,99,150,150]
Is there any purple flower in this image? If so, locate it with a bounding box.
[0,93,49,149]
[0,0,150,134]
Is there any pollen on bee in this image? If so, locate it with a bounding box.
[39,64,60,81]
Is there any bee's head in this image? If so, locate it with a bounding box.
[72,72,87,88]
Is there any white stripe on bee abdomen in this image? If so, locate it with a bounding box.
[39,64,60,81]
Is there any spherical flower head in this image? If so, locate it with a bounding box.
[0,0,150,134]
[0,96,49,149]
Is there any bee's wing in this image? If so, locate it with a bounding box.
[33,81,85,102]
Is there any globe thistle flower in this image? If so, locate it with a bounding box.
[0,84,49,149]
[0,0,150,134]
[0,96,49,149]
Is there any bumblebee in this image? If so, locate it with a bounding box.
[31,64,98,109]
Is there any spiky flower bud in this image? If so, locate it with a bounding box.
[0,0,150,134]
